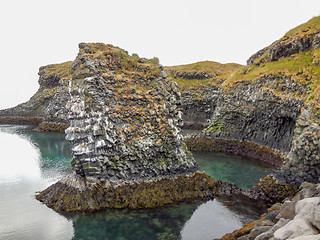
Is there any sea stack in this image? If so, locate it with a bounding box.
[36,43,220,212]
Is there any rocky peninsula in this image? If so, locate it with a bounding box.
[0,15,319,239]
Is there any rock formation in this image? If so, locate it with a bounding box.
[165,61,243,129]
[247,16,320,65]
[203,16,320,186]
[0,62,71,131]
[36,43,220,212]
[220,182,320,240]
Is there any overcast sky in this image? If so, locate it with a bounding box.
[0,0,319,109]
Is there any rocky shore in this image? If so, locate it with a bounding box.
[220,182,320,240]
[0,15,319,240]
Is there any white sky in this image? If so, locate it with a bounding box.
[0,0,319,109]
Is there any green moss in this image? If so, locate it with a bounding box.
[282,16,320,42]
[225,49,320,112]
[44,61,72,80]
[36,172,221,212]
[204,120,223,133]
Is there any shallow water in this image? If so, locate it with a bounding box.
[193,151,273,189]
[0,125,271,240]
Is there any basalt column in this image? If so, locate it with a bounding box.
[36,43,220,212]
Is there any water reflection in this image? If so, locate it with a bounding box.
[0,125,269,240]
[0,132,41,184]
[0,125,74,240]
[181,200,242,240]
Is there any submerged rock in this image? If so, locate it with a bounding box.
[36,43,219,211]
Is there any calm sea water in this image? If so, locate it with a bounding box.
[0,125,272,240]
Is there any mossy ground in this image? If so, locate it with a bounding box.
[224,49,320,112]
[165,61,243,88]
[184,137,284,166]
[43,61,73,80]
[281,16,320,43]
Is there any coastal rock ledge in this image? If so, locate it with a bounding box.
[36,43,220,212]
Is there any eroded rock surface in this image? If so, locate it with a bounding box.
[36,43,219,211]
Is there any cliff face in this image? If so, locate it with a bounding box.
[165,61,243,129]
[66,43,198,180]
[0,62,72,130]
[203,17,320,186]
[36,43,220,212]
[206,77,303,151]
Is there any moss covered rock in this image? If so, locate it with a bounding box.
[36,171,220,212]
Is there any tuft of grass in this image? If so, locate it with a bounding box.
[165,61,243,87]
[44,61,72,79]
[224,49,320,111]
[281,16,320,43]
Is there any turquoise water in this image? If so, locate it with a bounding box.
[193,152,273,189]
[0,125,271,240]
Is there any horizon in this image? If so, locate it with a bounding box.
[0,0,320,109]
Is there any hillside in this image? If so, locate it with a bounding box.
[247,16,320,65]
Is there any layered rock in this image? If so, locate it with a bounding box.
[36,43,220,211]
[204,17,320,188]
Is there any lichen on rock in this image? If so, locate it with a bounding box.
[36,42,218,212]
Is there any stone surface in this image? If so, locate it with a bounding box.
[0,61,72,128]
[204,77,302,152]
[65,43,198,180]
[36,43,218,212]
[276,200,296,220]
[247,28,320,65]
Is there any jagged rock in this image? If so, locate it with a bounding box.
[204,78,302,152]
[0,61,72,128]
[36,43,219,212]
[248,226,272,240]
[255,218,290,240]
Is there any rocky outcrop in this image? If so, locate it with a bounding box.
[221,182,320,240]
[36,43,219,211]
[36,172,220,212]
[204,77,303,152]
[0,61,72,130]
[247,32,320,65]
[247,17,320,65]
[169,70,214,80]
[271,109,320,187]
[165,61,243,129]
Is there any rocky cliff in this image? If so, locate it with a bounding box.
[0,61,71,131]
[202,16,320,186]
[165,61,243,129]
[36,43,220,212]
[247,16,320,65]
